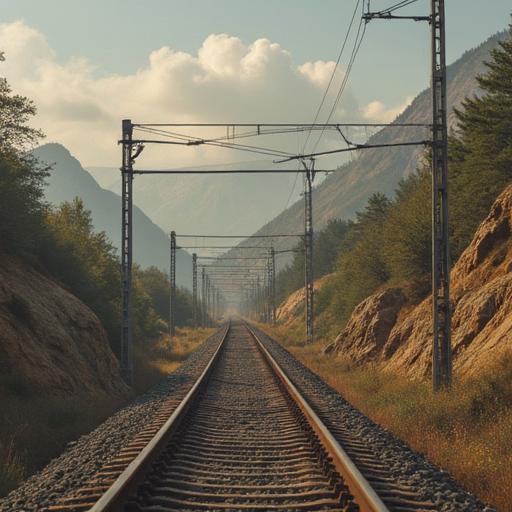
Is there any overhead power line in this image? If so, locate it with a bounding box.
[176,234,302,239]
[274,140,429,163]
[302,0,362,154]
[311,4,368,154]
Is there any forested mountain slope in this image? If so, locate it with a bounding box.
[34,143,192,286]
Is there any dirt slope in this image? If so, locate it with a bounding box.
[276,275,331,324]
[0,255,129,398]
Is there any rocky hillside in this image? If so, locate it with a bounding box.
[325,184,512,379]
[238,31,507,263]
[276,275,331,324]
[33,144,192,287]
[0,255,129,398]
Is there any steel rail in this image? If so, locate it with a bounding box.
[89,323,230,512]
[88,321,389,511]
[246,323,390,512]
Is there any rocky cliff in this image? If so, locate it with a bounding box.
[0,255,129,398]
[326,185,512,379]
[276,275,331,323]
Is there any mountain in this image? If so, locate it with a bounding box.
[33,143,192,287]
[236,31,507,263]
[87,161,302,238]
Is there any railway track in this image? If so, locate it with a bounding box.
[47,321,436,512]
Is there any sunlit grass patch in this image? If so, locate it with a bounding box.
[133,327,216,393]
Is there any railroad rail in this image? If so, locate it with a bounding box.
[47,322,434,512]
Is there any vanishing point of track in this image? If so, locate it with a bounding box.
[48,322,434,512]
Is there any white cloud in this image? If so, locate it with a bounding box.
[0,21,412,167]
[298,60,337,88]
[361,96,414,123]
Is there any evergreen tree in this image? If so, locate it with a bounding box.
[450,26,512,255]
[0,56,48,256]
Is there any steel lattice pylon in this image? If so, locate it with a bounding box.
[120,120,134,383]
[431,0,452,390]
[303,159,315,344]
[169,231,177,338]
[192,253,198,327]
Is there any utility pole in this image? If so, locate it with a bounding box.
[213,289,218,323]
[212,288,215,323]
[270,247,276,325]
[257,278,261,321]
[206,277,211,327]
[192,253,198,327]
[201,267,206,327]
[266,257,272,324]
[363,0,451,391]
[430,0,451,390]
[120,119,134,384]
[302,158,315,344]
[169,231,176,338]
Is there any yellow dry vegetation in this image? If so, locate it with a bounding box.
[133,327,216,393]
[261,324,512,511]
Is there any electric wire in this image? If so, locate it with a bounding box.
[374,0,419,15]
[135,126,294,159]
[311,6,368,155]
[302,0,361,154]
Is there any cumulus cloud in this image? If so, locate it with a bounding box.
[298,61,337,88]
[0,21,411,167]
[361,96,414,123]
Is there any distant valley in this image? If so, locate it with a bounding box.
[87,161,303,237]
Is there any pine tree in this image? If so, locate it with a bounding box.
[450,26,512,255]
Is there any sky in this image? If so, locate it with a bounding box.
[0,0,509,167]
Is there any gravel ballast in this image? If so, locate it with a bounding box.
[0,329,225,512]
[1,323,497,511]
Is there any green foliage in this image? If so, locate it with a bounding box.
[276,219,354,302]
[316,193,392,325]
[0,65,43,151]
[137,266,194,328]
[314,219,354,276]
[40,200,194,352]
[41,198,123,348]
[275,239,305,303]
[450,25,512,255]
[0,57,47,257]
[138,266,169,320]
[0,68,49,257]
[382,168,432,295]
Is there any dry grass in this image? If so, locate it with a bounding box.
[0,327,215,498]
[261,325,512,510]
[0,388,123,497]
[133,327,216,393]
